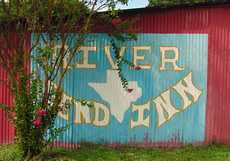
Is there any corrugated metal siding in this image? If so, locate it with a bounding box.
[0,33,30,145]
[206,24,230,144]
[72,4,229,146]
[124,5,230,145]
[0,4,230,147]
[0,34,14,144]
[0,61,14,145]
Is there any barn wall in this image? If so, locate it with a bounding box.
[124,4,230,144]
[52,4,230,146]
[0,34,30,144]
[1,4,230,147]
[0,67,14,144]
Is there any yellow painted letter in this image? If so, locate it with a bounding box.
[130,101,150,128]
[153,90,179,127]
[58,93,72,121]
[74,102,91,124]
[93,102,110,126]
[160,47,184,71]
[133,46,151,69]
[76,46,97,69]
[173,72,202,109]
[104,46,126,69]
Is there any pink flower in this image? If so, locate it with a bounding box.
[127,88,133,93]
[134,66,141,70]
[37,108,47,117]
[32,118,42,127]
[112,18,122,26]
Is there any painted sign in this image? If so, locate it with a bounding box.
[34,34,208,144]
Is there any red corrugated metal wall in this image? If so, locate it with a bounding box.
[121,4,230,144]
[0,33,30,144]
[0,34,14,144]
[0,4,230,145]
[0,67,14,144]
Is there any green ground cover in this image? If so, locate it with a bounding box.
[0,143,230,161]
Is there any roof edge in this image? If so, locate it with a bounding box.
[115,1,230,14]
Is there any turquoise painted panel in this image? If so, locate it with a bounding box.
[33,34,208,144]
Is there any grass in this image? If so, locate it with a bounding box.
[1,143,230,161]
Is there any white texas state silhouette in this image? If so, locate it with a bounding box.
[89,70,142,123]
